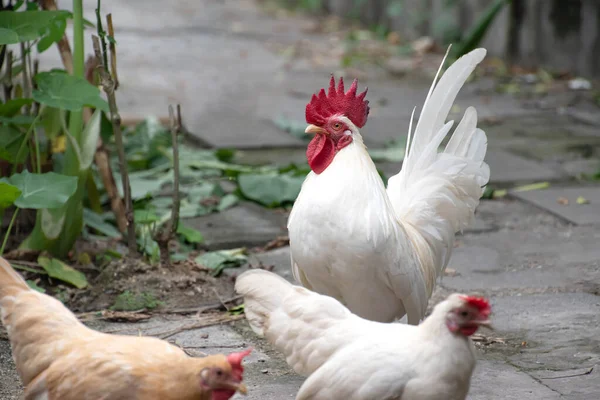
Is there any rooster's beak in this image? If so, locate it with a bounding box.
[305,124,327,135]
[474,320,493,330]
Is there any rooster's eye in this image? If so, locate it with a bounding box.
[333,123,341,130]
[460,311,469,317]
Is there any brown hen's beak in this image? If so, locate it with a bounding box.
[224,380,248,395]
[305,124,327,135]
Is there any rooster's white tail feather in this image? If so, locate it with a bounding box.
[387,48,490,313]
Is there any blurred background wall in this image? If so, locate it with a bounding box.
[282,0,600,77]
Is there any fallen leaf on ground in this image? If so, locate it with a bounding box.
[557,197,569,205]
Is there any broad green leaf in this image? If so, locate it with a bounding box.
[40,206,66,239]
[8,170,78,209]
[37,256,88,289]
[178,200,211,218]
[134,209,160,224]
[0,124,28,163]
[177,224,204,244]
[26,280,46,293]
[79,109,102,170]
[238,173,304,207]
[36,15,67,53]
[0,10,70,45]
[0,98,34,117]
[0,182,21,208]
[217,193,238,211]
[83,208,121,238]
[195,248,247,276]
[33,71,109,112]
[126,176,165,200]
[0,115,36,125]
[39,106,63,139]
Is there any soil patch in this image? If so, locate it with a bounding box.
[70,257,237,312]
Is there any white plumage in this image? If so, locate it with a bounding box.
[288,48,490,324]
[236,269,484,400]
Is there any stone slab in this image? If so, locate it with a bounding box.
[469,360,561,399]
[491,293,600,373]
[530,367,600,399]
[0,340,21,400]
[225,247,295,283]
[512,186,600,225]
[486,149,565,184]
[185,202,288,250]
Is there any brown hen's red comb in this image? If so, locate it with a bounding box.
[227,348,252,372]
[460,296,490,312]
[305,76,370,128]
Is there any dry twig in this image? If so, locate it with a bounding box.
[92,13,137,254]
[153,105,182,267]
[154,314,244,340]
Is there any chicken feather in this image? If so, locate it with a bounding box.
[236,269,489,400]
[288,48,489,324]
[0,257,249,400]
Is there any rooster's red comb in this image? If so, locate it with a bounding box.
[460,296,491,312]
[305,76,370,128]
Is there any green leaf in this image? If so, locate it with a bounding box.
[195,248,247,276]
[32,71,109,112]
[36,15,67,53]
[26,280,46,293]
[83,208,121,238]
[0,115,36,125]
[0,98,34,117]
[0,182,21,209]
[134,209,160,224]
[40,207,66,239]
[452,0,510,58]
[8,170,78,209]
[217,193,238,211]
[237,173,304,207]
[0,124,28,163]
[0,10,70,45]
[79,109,102,170]
[37,256,88,289]
[110,291,162,311]
[177,224,204,244]
[126,175,167,200]
[39,106,63,139]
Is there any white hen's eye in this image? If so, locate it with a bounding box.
[333,123,342,130]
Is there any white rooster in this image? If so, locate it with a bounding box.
[236,269,492,400]
[287,48,490,324]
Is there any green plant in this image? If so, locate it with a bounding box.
[0,0,109,257]
[451,0,512,59]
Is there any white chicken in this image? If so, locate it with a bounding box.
[288,48,490,324]
[236,269,492,400]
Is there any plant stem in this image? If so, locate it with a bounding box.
[20,42,31,113]
[33,122,41,174]
[12,112,42,174]
[92,34,137,255]
[169,104,182,235]
[67,0,85,151]
[0,208,20,255]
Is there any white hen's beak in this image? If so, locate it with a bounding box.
[305,124,327,135]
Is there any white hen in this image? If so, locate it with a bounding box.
[236,269,492,400]
[288,47,490,324]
